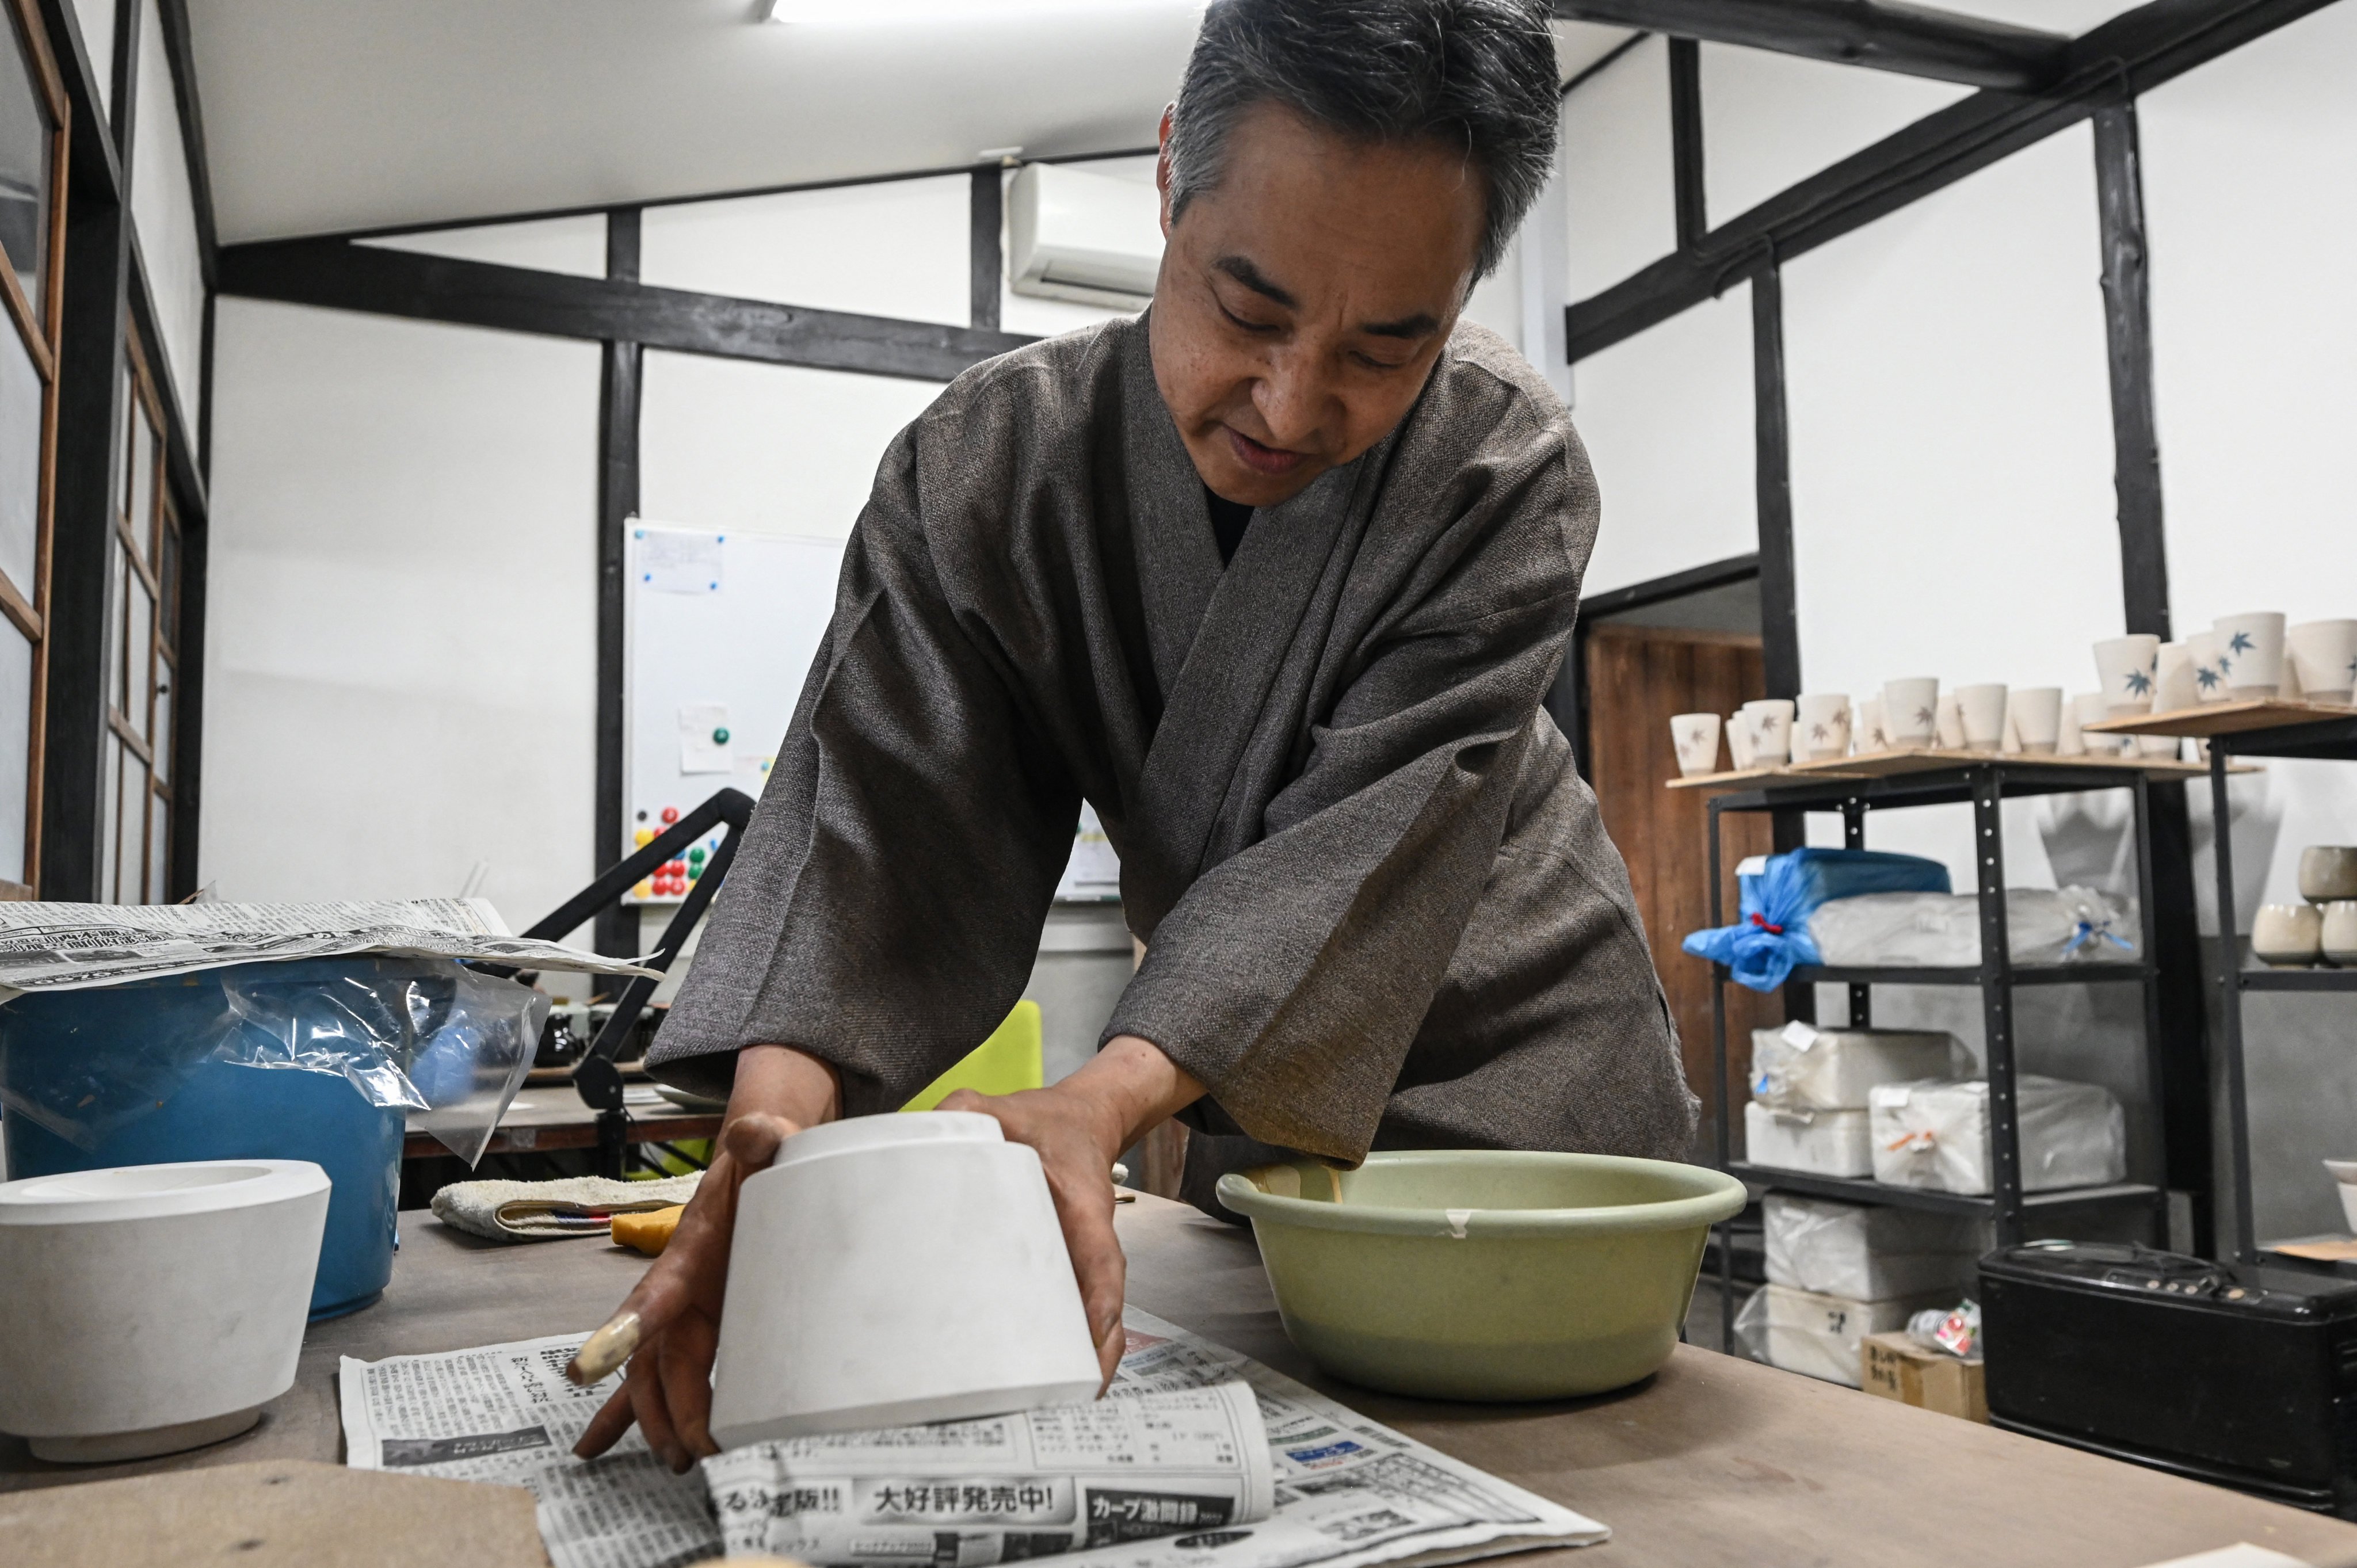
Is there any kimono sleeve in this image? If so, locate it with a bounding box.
[644,424,1081,1113]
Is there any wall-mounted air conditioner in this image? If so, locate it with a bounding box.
[1007,162,1163,309]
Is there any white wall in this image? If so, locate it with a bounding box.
[1561,35,1673,298]
[638,350,944,540]
[2142,2,2357,924]
[1699,45,1966,225]
[203,299,601,934]
[70,0,112,121]
[363,213,609,277]
[131,0,206,430]
[1572,284,1755,594]
[643,176,968,326]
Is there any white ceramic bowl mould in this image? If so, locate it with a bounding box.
[0,1159,330,1462]
[709,1112,1102,1447]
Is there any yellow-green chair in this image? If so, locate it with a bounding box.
[902,999,1044,1110]
[630,1001,1043,1178]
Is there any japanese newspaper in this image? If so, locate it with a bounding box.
[701,1376,1272,1564]
[0,897,654,993]
[341,1311,1607,1568]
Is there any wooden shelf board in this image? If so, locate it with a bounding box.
[1668,749,2221,789]
[2084,698,2357,739]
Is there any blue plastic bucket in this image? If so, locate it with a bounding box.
[0,970,407,1319]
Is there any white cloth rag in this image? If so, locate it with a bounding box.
[430,1172,703,1243]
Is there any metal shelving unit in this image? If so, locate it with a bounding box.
[2200,712,2357,1266]
[1702,760,2176,1351]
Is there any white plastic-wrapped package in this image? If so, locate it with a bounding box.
[1808,887,2140,968]
[1762,1193,1989,1300]
[1749,1023,1966,1110]
[1744,1101,1873,1177]
[1868,1076,2127,1194]
[1734,1284,1956,1388]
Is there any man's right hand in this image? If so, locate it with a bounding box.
[568,1045,840,1471]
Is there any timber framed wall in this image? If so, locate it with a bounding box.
[1557,0,2351,1255]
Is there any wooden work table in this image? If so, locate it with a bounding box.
[6,1193,2356,1567]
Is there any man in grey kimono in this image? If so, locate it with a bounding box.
[572,0,1695,1470]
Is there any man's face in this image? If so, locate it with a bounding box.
[1148,101,1485,509]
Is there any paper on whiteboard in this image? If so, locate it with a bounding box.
[638,526,723,594]
[680,703,731,775]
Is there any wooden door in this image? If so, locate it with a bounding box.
[1584,623,1782,1161]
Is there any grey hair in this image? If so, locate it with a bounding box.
[1165,0,1559,281]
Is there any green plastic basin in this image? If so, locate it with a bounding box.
[1216,1150,1746,1402]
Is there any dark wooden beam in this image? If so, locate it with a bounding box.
[1566,0,2340,364]
[2092,100,2210,1254]
[593,211,640,968]
[217,237,1036,382]
[1560,30,1650,96]
[1750,267,1800,702]
[970,167,1002,331]
[1666,38,1706,249]
[30,0,121,201]
[1551,0,2066,90]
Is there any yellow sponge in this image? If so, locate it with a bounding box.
[612,1205,685,1256]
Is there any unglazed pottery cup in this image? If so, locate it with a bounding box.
[1794,694,1852,761]
[1956,684,2008,751]
[2215,612,2286,698]
[2324,902,2357,968]
[1935,692,1966,750]
[2009,688,2064,754]
[2289,620,2357,705]
[2092,634,2160,716]
[2188,630,2229,704]
[1727,710,1758,770]
[1857,695,1887,754]
[2300,846,2357,904]
[1671,713,1723,778]
[2252,902,2324,968]
[1883,679,1939,747]
[2154,642,2196,714]
[1741,700,1796,765]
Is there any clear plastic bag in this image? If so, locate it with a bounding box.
[1749,1024,1967,1111]
[0,956,543,1166]
[1807,886,2140,968]
[1866,1075,2127,1195]
[1762,1193,1988,1300]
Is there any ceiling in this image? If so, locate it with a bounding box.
[189,1,1637,244]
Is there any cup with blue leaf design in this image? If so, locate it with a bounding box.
[2214,612,2285,699]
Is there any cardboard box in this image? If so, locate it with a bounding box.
[1861,1330,1988,1422]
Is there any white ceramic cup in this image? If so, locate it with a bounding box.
[2073,692,2125,754]
[2057,693,2089,756]
[1727,710,1758,769]
[1955,684,2007,751]
[1883,679,1939,747]
[2092,634,2160,716]
[2252,901,2324,968]
[1857,695,1887,754]
[709,1113,1103,1445]
[1935,692,1966,750]
[2215,612,2287,698]
[1742,699,1796,765]
[2008,688,2064,754]
[2325,1159,2357,1234]
[2289,619,2357,704]
[1671,712,1723,778]
[0,1160,329,1463]
[1794,694,1852,761]
[2188,630,2229,704]
[2324,901,2357,968]
[2154,642,2196,714]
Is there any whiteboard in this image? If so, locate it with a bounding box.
[625,523,844,902]
[623,520,1119,907]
